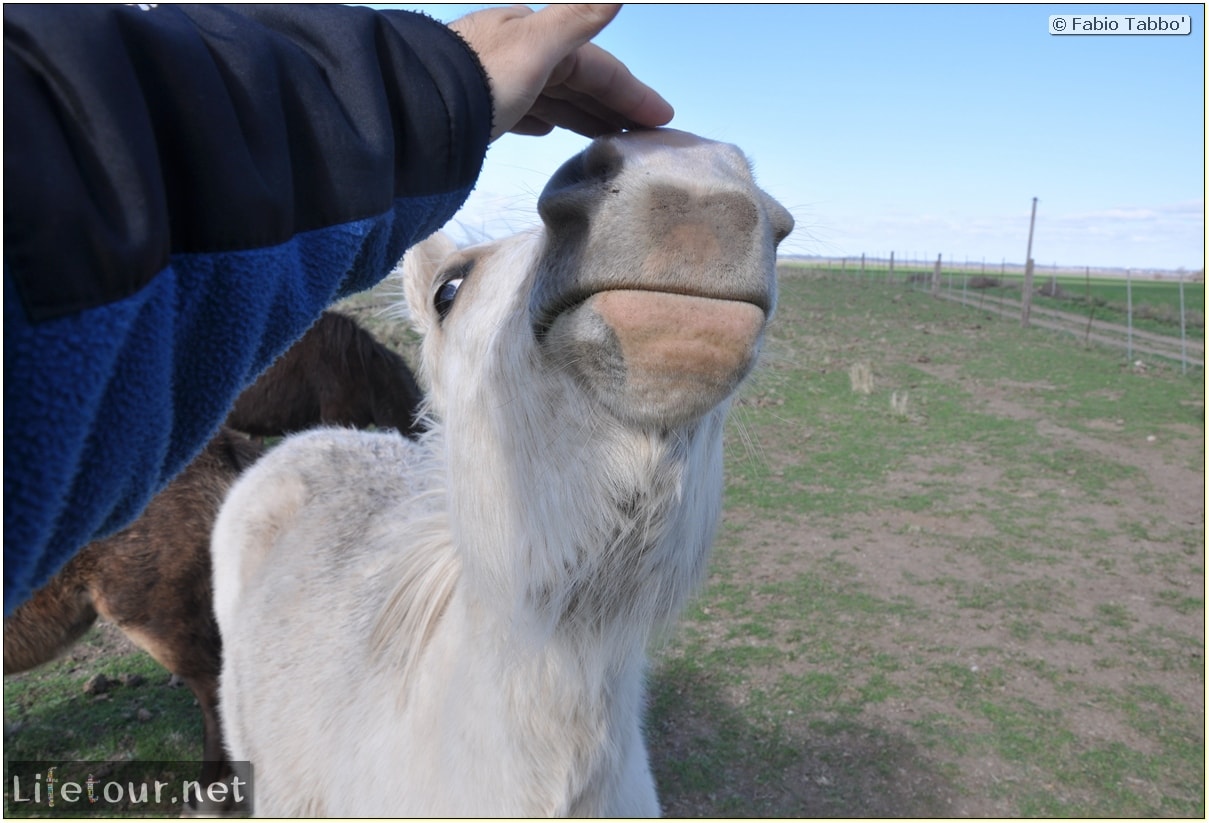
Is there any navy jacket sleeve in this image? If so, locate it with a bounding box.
[3,4,493,612]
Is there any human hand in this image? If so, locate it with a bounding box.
[449,4,673,141]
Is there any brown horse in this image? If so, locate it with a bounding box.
[4,428,262,804]
[227,310,425,438]
[6,312,428,811]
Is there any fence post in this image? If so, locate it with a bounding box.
[931,254,942,297]
[1021,197,1039,327]
[860,252,865,280]
[1179,269,1188,375]
[1126,268,1134,362]
[1021,258,1035,327]
[1083,266,1096,345]
[888,251,895,284]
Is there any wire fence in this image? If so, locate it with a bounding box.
[782,254,1204,373]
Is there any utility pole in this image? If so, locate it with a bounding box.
[1020,197,1038,327]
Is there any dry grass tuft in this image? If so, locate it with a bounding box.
[890,390,911,418]
[849,362,874,395]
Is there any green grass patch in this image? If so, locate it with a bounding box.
[784,260,1205,339]
[4,632,203,766]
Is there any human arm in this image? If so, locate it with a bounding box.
[3,3,492,610]
[2,1,673,614]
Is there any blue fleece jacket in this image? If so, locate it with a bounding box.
[3,4,493,612]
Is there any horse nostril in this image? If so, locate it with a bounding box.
[537,140,625,231]
[764,195,795,246]
[583,139,624,183]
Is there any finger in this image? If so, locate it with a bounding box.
[552,43,674,129]
[509,114,555,137]
[534,86,646,133]
[525,4,622,56]
[516,96,619,139]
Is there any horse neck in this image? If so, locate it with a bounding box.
[440,397,728,659]
[379,384,728,813]
[413,581,655,816]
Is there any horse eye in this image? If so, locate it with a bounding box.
[434,277,463,321]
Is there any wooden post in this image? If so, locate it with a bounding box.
[1126,268,1134,362]
[931,254,942,297]
[1020,197,1038,327]
[1021,258,1035,326]
[1179,268,1188,375]
[860,252,865,279]
[1083,265,1095,345]
[888,251,895,284]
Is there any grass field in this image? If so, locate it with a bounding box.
[796,261,1205,342]
[1066,278,1205,313]
[5,269,1203,817]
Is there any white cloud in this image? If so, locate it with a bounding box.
[1058,201,1204,225]
[797,201,1204,271]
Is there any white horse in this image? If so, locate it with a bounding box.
[211,128,793,816]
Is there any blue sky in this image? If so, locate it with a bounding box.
[386,4,1204,271]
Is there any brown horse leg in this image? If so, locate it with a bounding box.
[182,673,241,813]
[4,573,97,674]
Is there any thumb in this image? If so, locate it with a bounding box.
[524,4,622,56]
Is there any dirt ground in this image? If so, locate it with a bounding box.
[645,310,1204,816]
